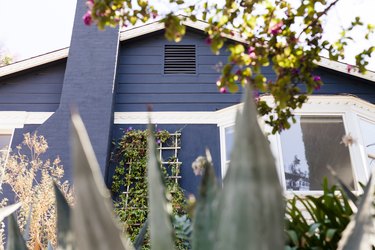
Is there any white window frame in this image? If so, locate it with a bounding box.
[218,95,375,194]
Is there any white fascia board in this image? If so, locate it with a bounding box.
[0,48,69,77]
[120,22,165,41]
[119,18,246,43]
[0,112,54,129]
[316,57,375,82]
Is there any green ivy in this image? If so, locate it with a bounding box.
[111,128,188,249]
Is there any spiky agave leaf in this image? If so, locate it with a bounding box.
[147,123,175,250]
[327,165,358,206]
[70,111,133,250]
[192,149,219,250]
[54,183,74,250]
[134,218,148,250]
[337,172,375,250]
[214,85,285,250]
[0,203,21,222]
[6,215,27,250]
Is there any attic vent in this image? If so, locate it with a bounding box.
[164,45,196,74]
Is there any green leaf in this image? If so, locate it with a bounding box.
[306,223,321,237]
[327,165,358,205]
[6,215,27,250]
[54,182,74,249]
[215,85,285,249]
[70,111,133,250]
[192,149,219,250]
[0,203,21,222]
[337,172,375,250]
[147,123,175,250]
[325,228,337,242]
[134,218,148,250]
[286,230,299,246]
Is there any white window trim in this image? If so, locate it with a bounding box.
[0,112,53,129]
[218,95,375,194]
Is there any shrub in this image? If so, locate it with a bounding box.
[1,133,73,249]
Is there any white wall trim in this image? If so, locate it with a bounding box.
[114,111,219,124]
[0,112,54,129]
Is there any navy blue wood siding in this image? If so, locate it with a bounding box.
[313,68,375,103]
[110,124,221,195]
[0,60,66,111]
[115,30,242,112]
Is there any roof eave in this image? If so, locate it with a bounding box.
[1,20,374,82]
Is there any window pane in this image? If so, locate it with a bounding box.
[358,118,375,172]
[225,126,235,161]
[0,134,11,150]
[280,116,354,191]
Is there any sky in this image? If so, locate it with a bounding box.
[0,0,374,70]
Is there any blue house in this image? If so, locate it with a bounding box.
[1,0,375,195]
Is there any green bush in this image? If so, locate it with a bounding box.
[285,179,353,249]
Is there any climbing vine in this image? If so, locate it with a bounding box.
[111,127,188,248]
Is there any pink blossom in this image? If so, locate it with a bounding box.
[86,0,94,9]
[152,11,158,19]
[270,21,283,35]
[83,11,92,26]
[247,46,256,59]
[347,64,353,73]
[205,37,212,45]
[220,87,227,93]
[313,75,321,82]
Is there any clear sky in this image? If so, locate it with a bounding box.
[0,0,374,70]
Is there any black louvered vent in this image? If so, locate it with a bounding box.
[164,45,196,74]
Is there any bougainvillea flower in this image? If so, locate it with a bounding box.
[313,75,321,82]
[83,11,92,26]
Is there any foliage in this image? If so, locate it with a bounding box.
[0,55,12,66]
[111,128,187,248]
[285,179,354,249]
[0,133,73,249]
[86,0,375,133]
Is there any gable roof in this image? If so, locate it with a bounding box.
[1,19,374,82]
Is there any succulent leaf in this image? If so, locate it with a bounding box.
[134,218,148,250]
[337,172,375,250]
[0,203,21,222]
[54,183,74,250]
[70,111,133,250]
[192,150,219,250]
[146,123,175,250]
[214,85,285,250]
[6,216,27,250]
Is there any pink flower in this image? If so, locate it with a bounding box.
[205,37,212,45]
[86,0,94,9]
[83,11,92,26]
[152,11,158,19]
[347,64,353,73]
[247,46,256,59]
[270,21,283,35]
[313,75,321,82]
[220,87,227,93]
